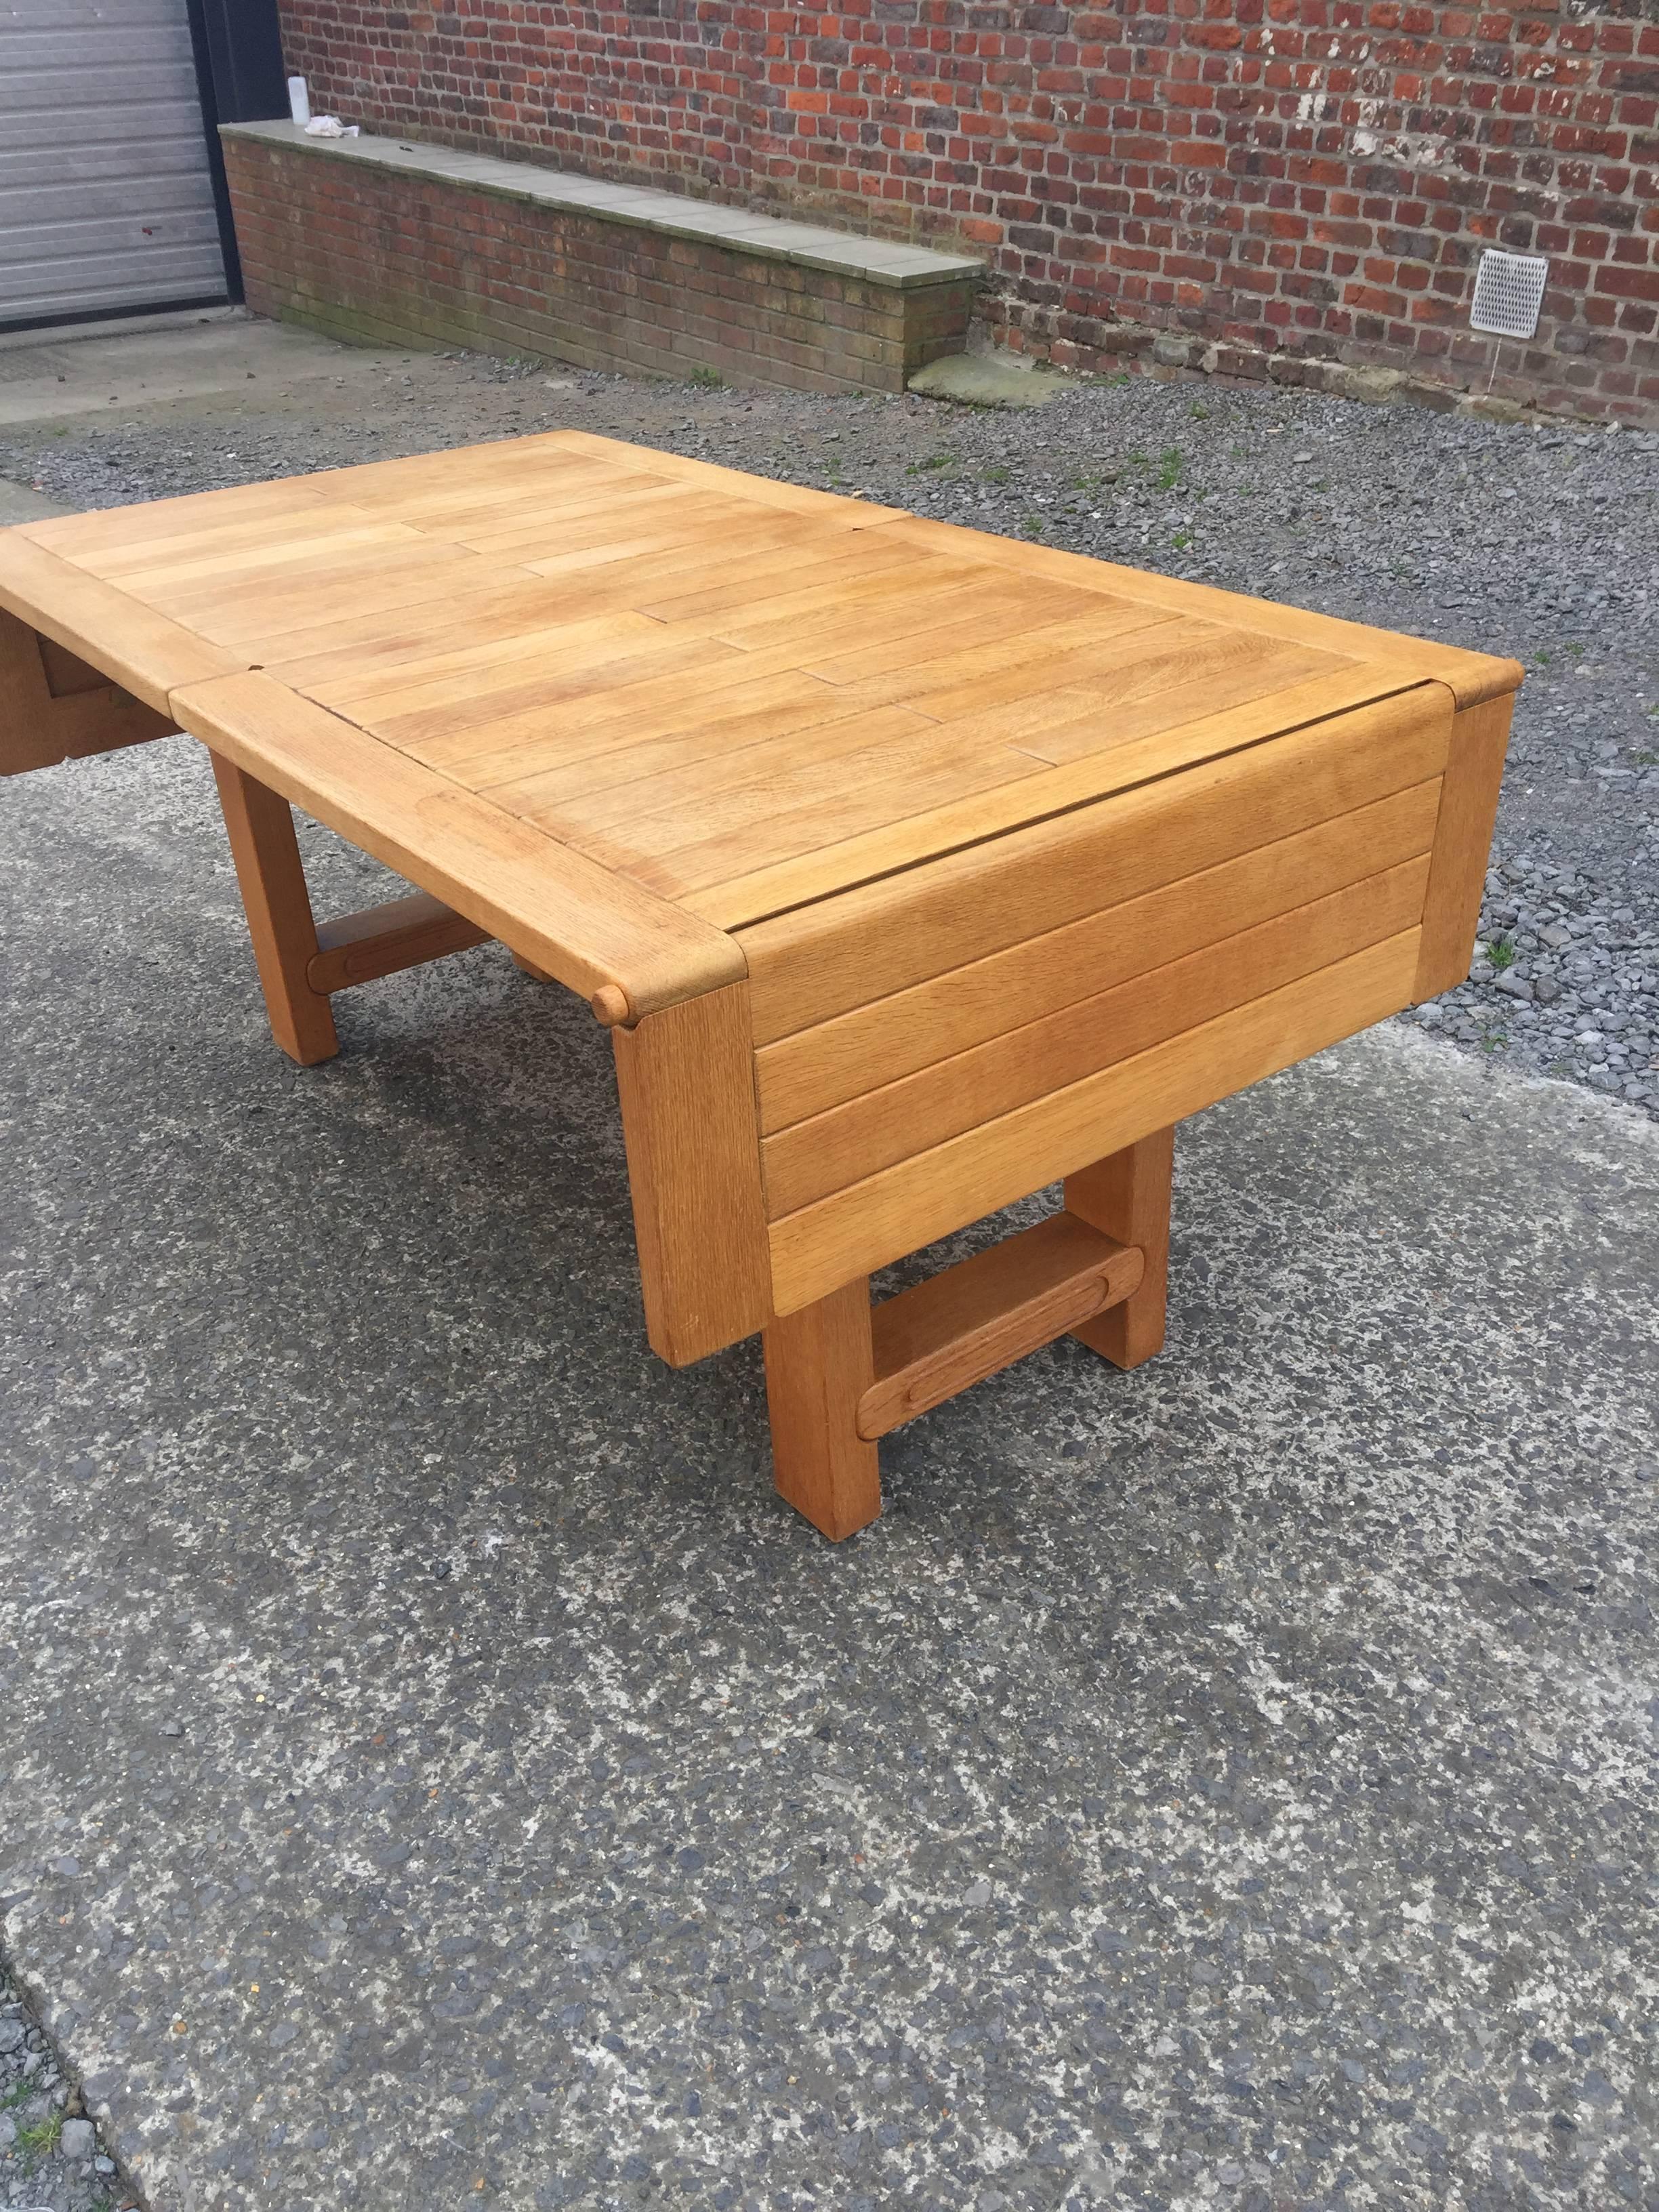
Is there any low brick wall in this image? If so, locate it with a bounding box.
[220,124,981,398]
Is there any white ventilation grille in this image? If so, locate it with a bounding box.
[1469,249,1549,340]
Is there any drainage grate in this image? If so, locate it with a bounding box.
[1469,249,1549,340]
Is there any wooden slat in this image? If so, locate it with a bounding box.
[632,533,920,626]
[512,497,858,575]
[506,491,874,571]
[703,558,983,654]
[307,890,491,993]
[426,499,712,562]
[87,520,430,596]
[306,608,687,712]
[685,666,1441,932]
[739,686,1452,1043]
[761,857,1430,1215]
[516,505,836,581]
[170,672,746,1019]
[451,476,711,555]
[353,467,661,537]
[1414,693,1516,1000]
[569,709,1019,869]
[297,438,621,512]
[261,574,648,689]
[750,572,1052,671]
[815,601,1171,706]
[858,1211,1145,1439]
[867,515,1525,710]
[375,632,760,764]
[905,646,1345,775]
[798,584,1113,689]
[544,430,912,523]
[18,476,333,558]
[1018,644,1344,764]
[485,670,859,814]
[767,930,1421,1314]
[436,578,1033,786]
[522,703,941,844]
[0,531,241,715]
[142,540,487,647]
[611,981,772,1366]
[319,611,684,720]
[630,736,1050,897]
[79,501,386,579]
[756,779,1442,1132]
[888,616,1328,726]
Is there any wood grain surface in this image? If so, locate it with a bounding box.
[1,433,1521,1399]
[9,431,1515,973]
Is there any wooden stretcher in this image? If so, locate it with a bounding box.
[0,431,1521,1538]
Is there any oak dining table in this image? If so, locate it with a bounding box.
[0,429,1521,1538]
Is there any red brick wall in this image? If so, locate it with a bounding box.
[275,1,1659,422]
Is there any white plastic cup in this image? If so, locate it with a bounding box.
[287,75,311,126]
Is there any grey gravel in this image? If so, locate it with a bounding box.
[1,340,1654,1115]
[0,1957,129,2211]
[1409,861,1659,1110]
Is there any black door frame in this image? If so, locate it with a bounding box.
[182,0,290,305]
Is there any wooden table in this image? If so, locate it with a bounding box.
[0,430,1521,1538]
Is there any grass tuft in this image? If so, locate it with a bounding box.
[16,2106,64,2165]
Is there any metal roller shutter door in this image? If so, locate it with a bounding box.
[0,0,228,329]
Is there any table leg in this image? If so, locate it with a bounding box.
[763,1278,882,1541]
[1063,1124,1175,1368]
[761,1154,1171,1538]
[0,606,171,778]
[209,750,338,1067]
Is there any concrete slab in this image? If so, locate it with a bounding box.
[0,310,411,427]
[0,477,66,523]
[908,354,1063,409]
[3,733,1656,2210]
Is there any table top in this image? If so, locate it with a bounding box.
[0,429,1520,1018]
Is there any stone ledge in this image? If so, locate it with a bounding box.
[221,122,983,295]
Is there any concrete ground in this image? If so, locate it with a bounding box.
[0,309,412,432]
[2,317,1658,2212]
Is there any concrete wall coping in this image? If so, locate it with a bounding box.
[222,121,984,293]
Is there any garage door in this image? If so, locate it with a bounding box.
[0,0,229,329]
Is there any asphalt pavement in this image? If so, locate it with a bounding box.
[2,730,1656,2212]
